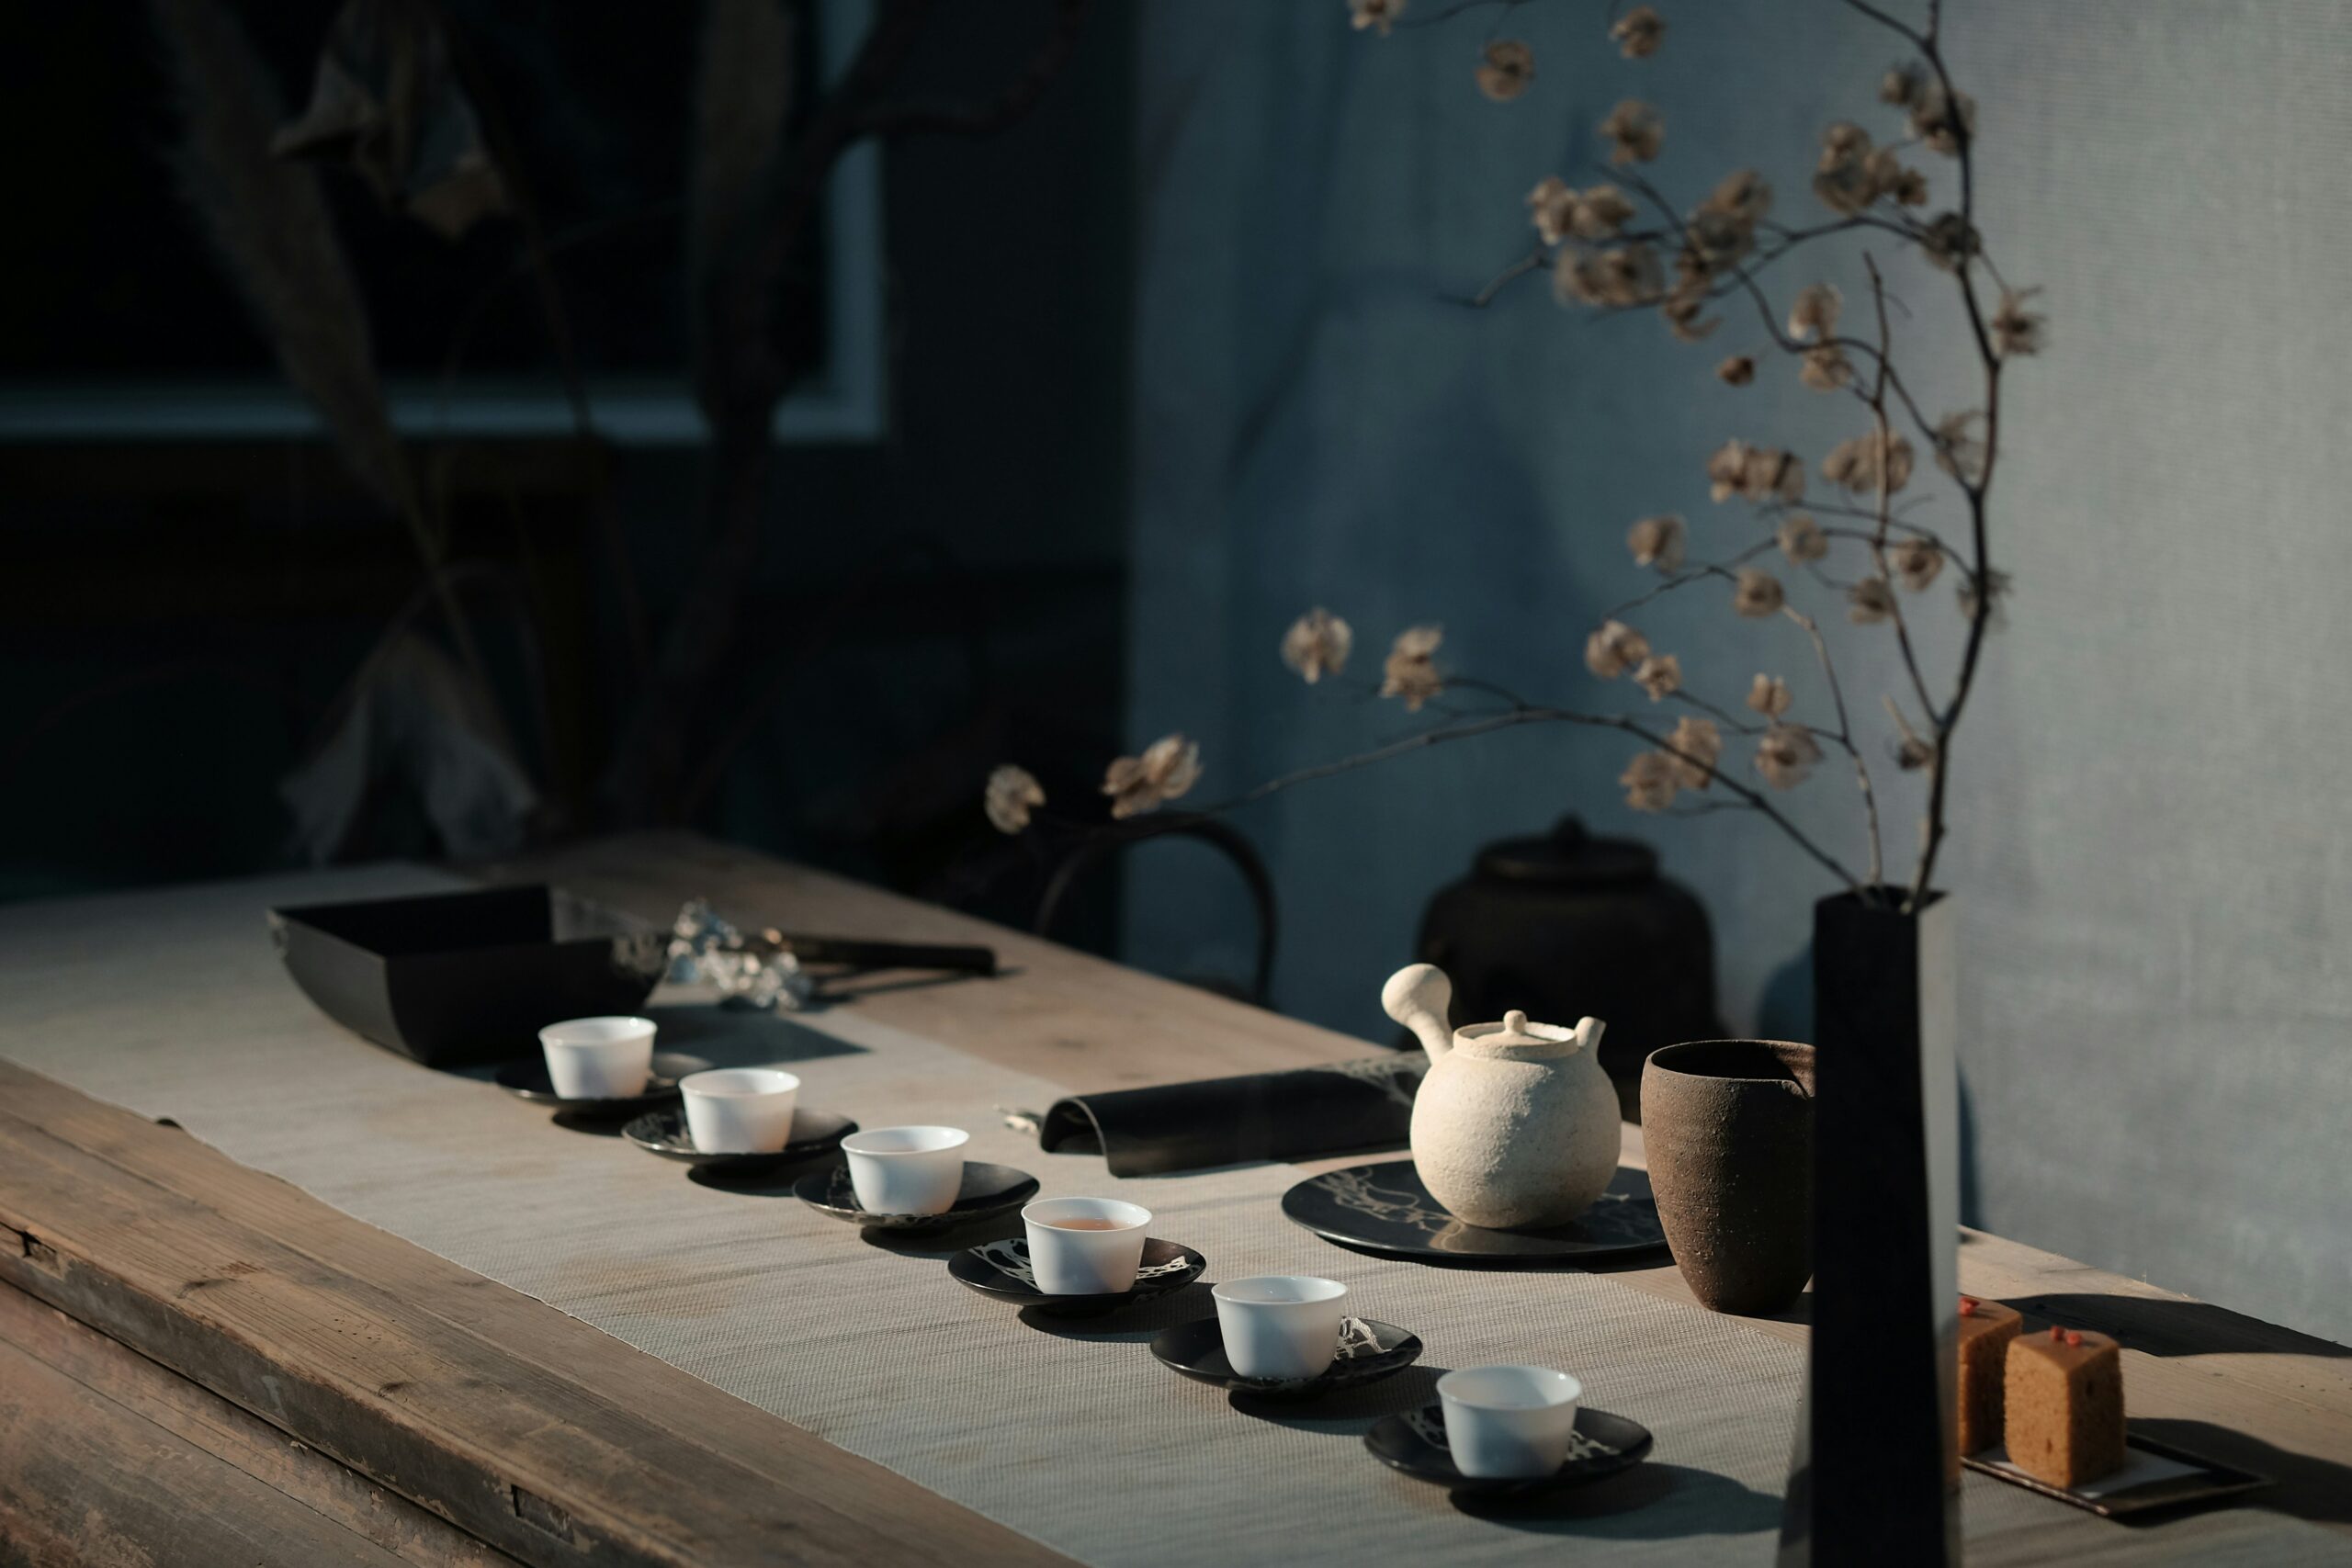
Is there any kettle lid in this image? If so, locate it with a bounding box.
[1476,816,1657,887]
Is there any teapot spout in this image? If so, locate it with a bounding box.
[1382,964,1455,1060]
[1573,1016,1607,1055]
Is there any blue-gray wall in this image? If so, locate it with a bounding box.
[1123,0,2352,1344]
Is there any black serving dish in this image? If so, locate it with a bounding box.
[1281,1160,1665,1267]
[621,1106,857,1173]
[1962,1428,2275,1518]
[1149,1314,1422,1397]
[948,1237,1205,1317]
[493,1051,709,1116]
[1365,1404,1654,1495]
[270,885,666,1068]
[794,1161,1039,1233]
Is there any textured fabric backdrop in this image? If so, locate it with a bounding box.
[1121,0,2352,1347]
[1,866,2340,1564]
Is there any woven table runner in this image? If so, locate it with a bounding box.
[0,865,2335,1566]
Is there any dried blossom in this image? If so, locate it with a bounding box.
[1786,283,1842,342]
[1281,607,1353,682]
[1884,696,1936,771]
[1959,567,2014,624]
[1102,734,1202,818]
[1909,82,1976,155]
[1880,62,1927,108]
[1634,653,1682,701]
[1611,6,1665,59]
[1799,345,1854,391]
[1717,355,1756,387]
[1847,574,1895,624]
[1626,513,1687,573]
[1776,512,1828,563]
[984,764,1046,834]
[1476,39,1535,102]
[1821,429,1915,495]
[1753,723,1823,789]
[1866,146,1928,206]
[1570,183,1638,238]
[1731,567,1785,618]
[1676,171,1770,283]
[1381,625,1445,709]
[1620,750,1679,812]
[1991,288,2048,357]
[1349,0,1406,36]
[1665,716,1722,788]
[1526,176,1576,244]
[1709,439,1805,504]
[1600,99,1664,164]
[1891,536,1944,592]
[1812,122,1877,214]
[1661,286,1719,342]
[1584,619,1652,680]
[1932,409,1987,483]
[1919,210,1982,272]
[1556,243,1663,308]
[1747,672,1793,717]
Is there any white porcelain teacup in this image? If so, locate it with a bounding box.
[1212,1275,1349,1380]
[678,1066,801,1154]
[842,1125,969,1215]
[1021,1197,1151,1294]
[538,1016,656,1100]
[1436,1365,1584,1479]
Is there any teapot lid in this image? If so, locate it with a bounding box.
[1476,815,1657,888]
[1458,1009,1577,1052]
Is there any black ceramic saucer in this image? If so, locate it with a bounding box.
[1282,1160,1665,1267]
[1149,1314,1422,1397]
[494,1051,709,1116]
[619,1106,857,1174]
[1364,1404,1654,1495]
[793,1161,1039,1233]
[947,1236,1204,1317]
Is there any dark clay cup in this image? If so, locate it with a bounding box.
[1641,1041,1815,1315]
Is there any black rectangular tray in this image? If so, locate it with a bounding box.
[1963,1427,2275,1518]
[268,885,665,1068]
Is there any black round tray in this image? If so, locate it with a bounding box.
[1280,1159,1664,1266]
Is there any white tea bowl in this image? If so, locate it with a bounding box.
[841,1125,969,1215]
[679,1066,801,1154]
[1212,1275,1349,1380]
[538,1016,656,1100]
[1022,1196,1151,1295]
[1436,1365,1584,1479]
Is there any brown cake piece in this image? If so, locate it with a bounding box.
[1956,1295,2023,1454]
[2004,1325,2127,1487]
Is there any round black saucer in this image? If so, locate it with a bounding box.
[1364,1404,1653,1495]
[948,1236,1204,1317]
[1149,1314,1422,1397]
[793,1161,1039,1233]
[1281,1160,1665,1266]
[619,1106,857,1174]
[494,1051,710,1116]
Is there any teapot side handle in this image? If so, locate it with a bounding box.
[1382,964,1455,1060]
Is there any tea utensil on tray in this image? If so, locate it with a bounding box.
[795,1161,1038,1234]
[1280,1160,1665,1267]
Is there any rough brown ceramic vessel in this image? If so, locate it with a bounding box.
[1641,1040,1815,1314]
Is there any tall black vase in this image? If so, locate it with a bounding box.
[1780,889,1959,1566]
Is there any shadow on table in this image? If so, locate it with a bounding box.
[814,967,1025,1004]
[854,1219,1024,1258]
[2124,1419,2352,1530]
[1227,1365,1449,1429]
[638,1006,870,1070]
[1016,1281,1218,1341]
[1450,1462,1782,1538]
[1996,1292,2350,1362]
[682,1152,842,1190]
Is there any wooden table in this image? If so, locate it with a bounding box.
[2,831,2346,1565]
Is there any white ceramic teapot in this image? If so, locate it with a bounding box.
[1383,963,1619,1229]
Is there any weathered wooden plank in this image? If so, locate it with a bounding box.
[0,1280,515,1568]
[0,1064,1076,1568]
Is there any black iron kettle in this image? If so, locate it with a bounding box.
[1408,817,1724,1122]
